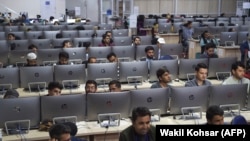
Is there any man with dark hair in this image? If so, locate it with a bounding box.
[119,107,156,141]
[105,30,113,44]
[206,105,224,125]
[85,80,97,94]
[107,52,118,63]
[108,80,121,92]
[151,67,171,88]
[222,61,250,85]
[62,40,72,48]
[199,42,218,58]
[63,122,87,141]
[3,89,19,99]
[57,51,70,65]
[140,46,156,61]
[132,36,141,46]
[185,63,211,87]
[47,81,63,96]
[49,123,71,141]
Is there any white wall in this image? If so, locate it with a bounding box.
[0,0,65,20]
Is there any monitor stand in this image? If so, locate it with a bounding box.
[127,76,143,90]
[98,113,121,128]
[220,104,240,117]
[28,82,46,94]
[53,116,77,124]
[181,106,202,120]
[5,120,30,135]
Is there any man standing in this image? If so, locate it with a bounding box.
[119,107,156,141]
[185,63,211,87]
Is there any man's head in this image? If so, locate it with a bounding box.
[231,61,245,80]
[85,80,97,94]
[102,34,111,45]
[7,33,15,40]
[28,44,38,53]
[107,52,118,63]
[49,123,71,141]
[26,52,37,66]
[3,89,19,99]
[131,107,152,135]
[206,105,224,125]
[145,46,155,59]
[195,63,208,81]
[204,42,216,57]
[108,80,121,92]
[58,51,69,65]
[133,36,141,46]
[48,81,63,96]
[105,31,112,38]
[62,40,72,48]
[88,57,97,63]
[156,67,171,84]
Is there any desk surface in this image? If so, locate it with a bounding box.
[3,110,250,141]
[217,46,240,49]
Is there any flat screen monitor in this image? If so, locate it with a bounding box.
[219,32,237,46]
[207,57,237,79]
[111,46,134,61]
[52,38,71,48]
[66,25,79,30]
[208,26,225,38]
[113,37,132,46]
[83,25,94,30]
[37,48,62,65]
[78,30,95,38]
[209,84,247,109]
[19,66,54,90]
[50,25,67,31]
[160,43,183,57]
[170,86,210,115]
[173,22,183,33]
[149,60,178,82]
[0,51,9,67]
[158,23,171,33]
[202,22,215,27]
[92,37,103,46]
[224,26,239,32]
[237,31,248,45]
[9,50,31,66]
[112,29,129,37]
[239,25,249,32]
[0,40,9,52]
[87,63,118,81]
[44,30,61,39]
[62,30,78,39]
[0,96,41,129]
[98,24,112,30]
[4,26,19,32]
[158,19,168,23]
[119,61,148,83]
[73,37,92,47]
[30,39,52,49]
[96,30,109,37]
[86,91,131,121]
[144,19,156,27]
[54,64,86,87]
[9,40,30,50]
[88,46,112,59]
[62,48,86,61]
[138,36,152,45]
[136,45,158,61]
[178,58,208,80]
[0,67,19,89]
[35,25,51,31]
[130,88,170,115]
[41,94,86,122]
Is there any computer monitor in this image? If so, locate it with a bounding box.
[66,25,79,30]
[207,57,237,79]
[130,88,170,115]
[88,46,112,59]
[178,58,208,80]
[96,30,109,37]
[158,18,168,23]
[9,40,30,50]
[193,27,209,39]
[4,26,19,32]
[62,48,86,61]
[41,94,86,122]
[35,25,51,31]
[87,63,118,81]
[149,59,178,82]
[52,38,71,48]
[78,30,95,38]
[0,67,19,89]
[111,46,134,61]
[0,40,9,52]
[72,37,92,47]
[19,66,54,90]
[112,29,129,37]
[25,31,43,40]
[113,37,132,46]
[119,61,148,83]
[44,30,61,39]
[202,21,215,27]
[50,25,67,31]
[62,30,78,39]
[138,36,152,45]
[0,96,41,129]
[92,37,103,46]
[219,32,237,46]
[136,45,158,61]
[37,48,62,65]
[158,23,171,33]
[83,25,94,30]
[7,31,26,40]
[209,84,247,110]
[8,50,31,66]
[173,22,183,33]
[54,64,86,87]
[169,86,210,115]
[98,24,112,30]
[0,51,9,67]
[237,31,249,45]
[144,19,156,27]
[160,43,183,57]
[208,26,225,38]
[239,25,249,32]
[86,91,131,121]
[30,39,52,49]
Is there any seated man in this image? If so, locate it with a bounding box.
[205,105,224,125]
[57,51,70,65]
[185,63,211,87]
[107,52,118,63]
[85,80,98,94]
[62,40,73,48]
[108,80,122,92]
[28,44,38,53]
[199,42,218,58]
[140,46,156,61]
[25,52,38,67]
[49,123,71,141]
[151,67,171,88]
[3,89,19,99]
[119,107,156,141]
[132,36,141,46]
[46,81,63,96]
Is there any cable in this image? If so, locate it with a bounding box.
[103,125,109,141]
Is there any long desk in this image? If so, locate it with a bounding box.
[3,111,250,141]
[159,33,179,44]
[217,46,241,61]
